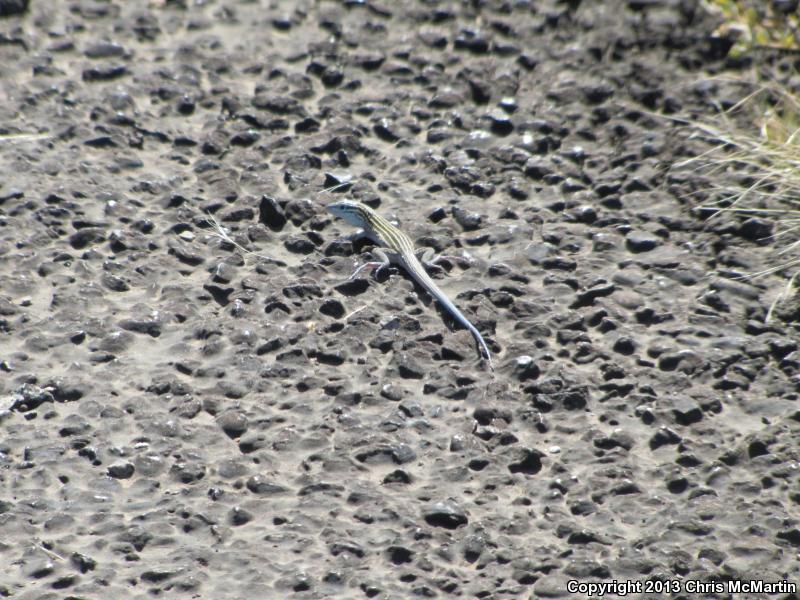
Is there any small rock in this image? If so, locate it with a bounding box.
[384,470,411,484]
[454,29,490,54]
[119,317,161,337]
[484,112,514,136]
[24,557,55,579]
[82,64,127,82]
[229,507,254,526]
[271,15,293,30]
[738,217,772,241]
[625,230,659,253]
[498,97,517,113]
[397,354,425,379]
[667,477,689,494]
[70,552,97,573]
[0,0,28,16]
[423,501,468,529]
[452,206,483,230]
[58,415,91,436]
[517,53,538,70]
[7,384,54,412]
[524,157,553,180]
[295,117,320,133]
[212,262,236,284]
[510,355,540,381]
[177,96,195,115]
[319,298,345,318]
[69,228,106,249]
[571,205,597,223]
[231,130,260,146]
[594,430,635,451]
[582,81,615,103]
[323,171,352,190]
[141,569,177,583]
[84,41,126,58]
[671,396,703,426]
[429,90,463,108]
[612,337,636,355]
[107,462,135,479]
[373,118,400,142]
[658,349,704,373]
[24,444,67,466]
[386,545,414,564]
[507,447,544,474]
[649,427,682,450]
[284,235,315,254]
[135,455,165,476]
[747,438,769,458]
[246,475,289,495]
[334,278,369,296]
[170,461,206,484]
[216,410,248,439]
[97,330,134,353]
[259,196,287,231]
[572,283,615,308]
[776,528,800,546]
[168,241,205,266]
[470,181,495,198]
[252,94,304,115]
[284,199,316,226]
[355,443,416,465]
[329,541,365,558]
[321,66,344,87]
[100,273,131,292]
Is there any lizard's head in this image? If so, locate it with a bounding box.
[327,199,370,227]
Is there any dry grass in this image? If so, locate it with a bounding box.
[199,180,352,265]
[202,210,284,265]
[681,1,800,298]
[0,132,51,143]
[702,0,800,57]
[674,80,800,280]
[666,71,800,323]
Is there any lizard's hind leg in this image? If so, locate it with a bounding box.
[417,248,471,272]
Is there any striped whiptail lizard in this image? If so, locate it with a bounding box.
[327,199,493,369]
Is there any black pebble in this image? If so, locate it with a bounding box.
[69,228,106,249]
[107,462,135,479]
[0,0,28,16]
[259,196,287,231]
[373,119,400,142]
[284,235,316,254]
[230,130,259,146]
[229,507,253,526]
[321,66,344,87]
[625,230,659,253]
[319,298,346,318]
[508,448,544,474]
[82,65,128,82]
[738,217,772,241]
[423,502,468,529]
[613,337,636,355]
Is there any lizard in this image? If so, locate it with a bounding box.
[327,199,493,369]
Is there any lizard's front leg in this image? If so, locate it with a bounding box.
[348,247,392,280]
[345,228,367,243]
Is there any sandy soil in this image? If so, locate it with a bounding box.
[1,0,799,598]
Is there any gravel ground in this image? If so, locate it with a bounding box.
[1,0,799,598]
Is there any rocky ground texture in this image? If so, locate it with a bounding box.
[1,0,799,598]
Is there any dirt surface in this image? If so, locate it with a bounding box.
[1,0,799,598]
